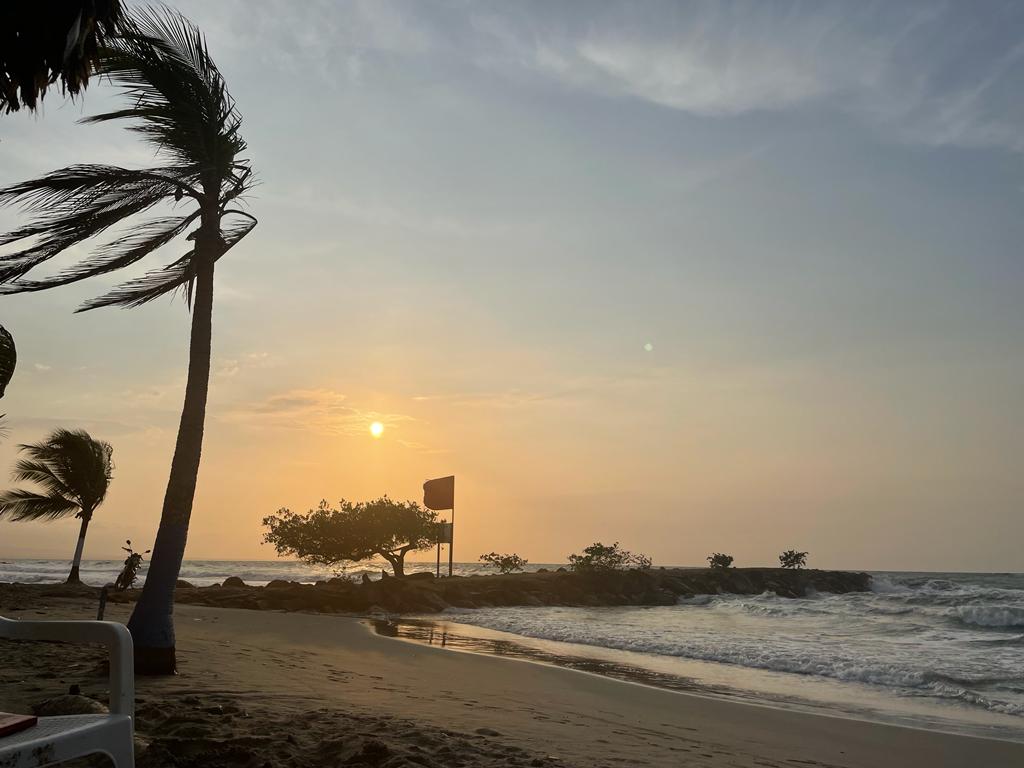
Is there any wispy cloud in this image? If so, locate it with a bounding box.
[217,351,273,379]
[467,1,1024,153]
[412,388,579,409]
[225,387,415,437]
[175,0,1024,154]
[265,187,511,240]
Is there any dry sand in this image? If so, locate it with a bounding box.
[3,598,1023,767]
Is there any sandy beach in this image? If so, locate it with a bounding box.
[2,596,1022,768]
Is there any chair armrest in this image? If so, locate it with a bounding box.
[0,616,134,717]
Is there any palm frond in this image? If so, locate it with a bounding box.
[4,429,114,515]
[0,4,254,308]
[0,489,79,521]
[0,165,194,214]
[77,251,196,311]
[11,458,75,499]
[78,211,255,311]
[0,212,198,294]
[0,175,175,282]
[84,5,247,182]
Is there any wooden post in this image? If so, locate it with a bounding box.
[448,500,455,578]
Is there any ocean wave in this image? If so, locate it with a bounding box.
[955,605,1024,629]
[921,682,1024,717]
[455,609,1016,691]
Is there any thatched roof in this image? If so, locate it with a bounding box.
[1,1,124,113]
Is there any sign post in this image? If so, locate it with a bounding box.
[423,475,455,577]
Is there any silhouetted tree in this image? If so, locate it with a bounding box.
[1,1,124,113]
[0,429,113,583]
[263,498,439,578]
[479,552,528,574]
[707,553,734,569]
[0,8,257,674]
[779,550,808,569]
[568,542,652,572]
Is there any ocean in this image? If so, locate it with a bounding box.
[3,560,1022,741]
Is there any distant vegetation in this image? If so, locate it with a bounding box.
[568,542,652,572]
[707,552,734,569]
[779,550,808,569]
[479,552,528,574]
[0,428,113,583]
[263,497,438,577]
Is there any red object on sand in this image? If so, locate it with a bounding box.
[0,712,37,738]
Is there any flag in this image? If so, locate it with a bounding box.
[423,475,454,510]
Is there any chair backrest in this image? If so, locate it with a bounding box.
[0,615,134,717]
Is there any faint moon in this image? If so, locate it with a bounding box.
[643,342,654,352]
[370,421,384,437]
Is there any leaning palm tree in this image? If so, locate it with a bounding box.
[0,7,256,673]
[0,429,114,584]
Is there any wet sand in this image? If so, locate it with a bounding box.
[3,599,1023,767]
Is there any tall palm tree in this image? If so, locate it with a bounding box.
[0,429,114,584]
[0,8,256,673]
[1,0,124,113]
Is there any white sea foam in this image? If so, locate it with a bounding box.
[956,605,1024,628]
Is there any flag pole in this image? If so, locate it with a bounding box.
[448,499,455,578]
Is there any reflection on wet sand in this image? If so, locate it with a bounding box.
[370,617,716,697]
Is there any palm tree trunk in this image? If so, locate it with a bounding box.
[66,513,91,584]
[127,250,215,675]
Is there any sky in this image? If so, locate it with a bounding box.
[0,0,1022,571]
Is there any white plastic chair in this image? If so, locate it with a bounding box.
[0,616,134,767]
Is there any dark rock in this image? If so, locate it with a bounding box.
[153,566,869,615]
[175,579,196,589]
[405,572,435,580]
[33,695,108,716]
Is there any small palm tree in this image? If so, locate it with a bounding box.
[0,8,256,673]
[0,429,114,583]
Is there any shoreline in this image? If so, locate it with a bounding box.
[369,614,1024,745]
[3,596,1023,766]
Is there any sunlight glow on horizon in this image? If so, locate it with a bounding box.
[370,421,384,438]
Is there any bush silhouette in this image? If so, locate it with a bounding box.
[707,552,734,569]
[779,550,808,569]
[479,552,528,574]
[568,542,652,572]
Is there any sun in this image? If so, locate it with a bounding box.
[369,421,384,438]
